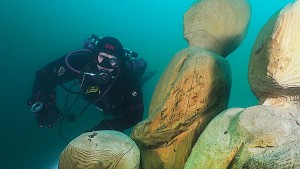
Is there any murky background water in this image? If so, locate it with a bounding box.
[0,0,293,168]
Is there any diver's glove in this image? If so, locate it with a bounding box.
[27,91,62,128]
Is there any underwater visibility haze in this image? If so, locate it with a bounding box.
[0,0,294,168]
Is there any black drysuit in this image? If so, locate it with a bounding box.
[29,50,144,132]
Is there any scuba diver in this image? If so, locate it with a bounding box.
[27,35,155,133]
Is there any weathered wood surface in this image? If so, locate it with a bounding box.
[59,130,140,169]
[131,0,250,168]
[132,47,231,169]
[185,1,300,168]
[184,0,251,57]
[249,0,300,104]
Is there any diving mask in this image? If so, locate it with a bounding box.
[97,52,119,70]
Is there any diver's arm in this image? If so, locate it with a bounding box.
[27,55,80,127]
[27,51,95,128]
[31,51,92,96]
[27,52,92,127]
[28,51,91,112]
[31,57,74,96]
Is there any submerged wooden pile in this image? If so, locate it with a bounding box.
[131,0,251,168]
[58,0,300,168]
[185,0,300,168]
[59,131,140,169]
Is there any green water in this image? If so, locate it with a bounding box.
[0,0,294,168]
